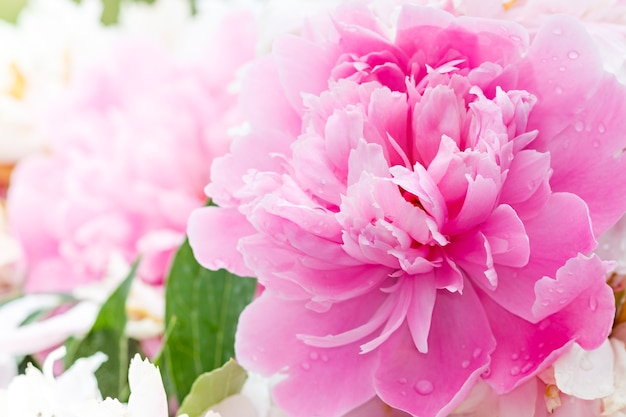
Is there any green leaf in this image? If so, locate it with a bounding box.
[177,359,248,417]
[160,239,256,402]
[64,261,138,398]
[0,0,27,23]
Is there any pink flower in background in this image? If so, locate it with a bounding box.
[188,3,626,417]
[7,10,256,294]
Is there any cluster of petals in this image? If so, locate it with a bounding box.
[7,7,256,294]
[188,2,626,416]
[0,347,170,417]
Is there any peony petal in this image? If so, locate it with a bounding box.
[553,341,614,400]
[475,192,596,321]
[187,207,255,277]
[520,15,626,235]
[236,292,386,417]
[374,283,495,417]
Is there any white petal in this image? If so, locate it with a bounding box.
[554,340,615,400]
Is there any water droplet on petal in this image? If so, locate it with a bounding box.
[538,320,551,331]
[401,390,407,397]
[473,348,482,359]
[555,287,565,294]
[559,66,566,72]
[510,366,520,376]
[321,354,329,362]
[552,27,563,36]
[414,380,434,395]
[580,357,593,371]
[554,85,563,94]
[398,377,407,385]
[511,353,519,361]
[568,50,580,60]
[593,140,600,149]
[598,123,606,134]
[309,352,319,361]
[301,362,311,371]
[461,360,470,369]
[521,362,534,373]
[574,121,584,132]
[509,35,522,42]
[589,296,598,311]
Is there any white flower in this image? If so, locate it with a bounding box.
[204,373,287,417]
[0,0,110,165]
[0,347,170,417]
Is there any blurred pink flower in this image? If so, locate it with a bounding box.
[8,11,256,293]
[188,3,626,417]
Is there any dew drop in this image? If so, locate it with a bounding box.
[580,357,593,371]
[510,366,521,376]
[598,123,606,134]
[552,27,563,36]
[555,287,565,294]
[398,377,407,385]
[461,360,470,369]
[559,299,567,305]
[511,353,519,361]
[539,320,550,331]
[593,140,600,149]
[574,121,584,132]
[473,348,482,359]
[301,362,311,371]
[554,86,563,94]
[321,354,329,362]
[568,50,580,60]
[309,352,319,361]
[523,354,530,361]
[538,342,545,348]
[481,368,492,378]
[589,296,598,311]
[401,390,407,397]
[540,300,550,307]
[509,35,522,42]
[559,66,566,72]
[414,380,434,395]
[521,362,534,373]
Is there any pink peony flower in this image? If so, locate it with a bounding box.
[188,3,626,417]
[8,10,256,293]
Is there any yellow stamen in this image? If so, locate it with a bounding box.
[126,305,162,323]
[7,62,26,100]
[0,163,15,189]
[544,384,562,413]
[502,0,517,11]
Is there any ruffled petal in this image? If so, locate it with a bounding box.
[236,292,385,417]
[374,283,495,417]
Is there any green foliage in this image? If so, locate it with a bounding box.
[160,239,257,403]
[64,261,138,398]
[0,0,27,23]
[177,359,248,417]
